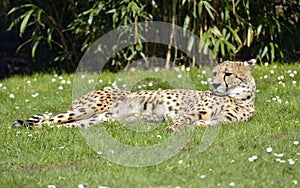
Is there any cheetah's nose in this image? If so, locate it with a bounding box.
[212,83,221,89]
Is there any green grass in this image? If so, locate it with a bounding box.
[0,63,300,187]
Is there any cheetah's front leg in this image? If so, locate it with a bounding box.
[165,115,193,132]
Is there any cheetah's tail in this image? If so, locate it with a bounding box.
[11,113,53,128]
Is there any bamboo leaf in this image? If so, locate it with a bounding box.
[202,1,216,20]
[220,41,225,55]
[88,11,94,25]
[247,27,253,47]
[261,46,268,58]
[197,1,203,16]
[16,38,32,53]
[269,42,275,62]
[210,26,222,38]
[223,40,236,51]
[187,36,195,52]
[32,40,40,58]
[256,24,262,36]
[106,9,116,14]
[183,15,190,30]
[20,9,34,37]
[227,26,242,45]
[213,40,220,56]
[47,28,52,47]
[7,16,24,31]
[7,7,21,15]
[7,4,35,15]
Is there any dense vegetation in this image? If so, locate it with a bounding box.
[0,0,299,76]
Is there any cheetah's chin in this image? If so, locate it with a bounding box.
[211,90,227,97]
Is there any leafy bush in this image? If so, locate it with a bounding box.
[3,0,300,72]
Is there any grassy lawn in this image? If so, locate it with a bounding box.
[0,62,299,187]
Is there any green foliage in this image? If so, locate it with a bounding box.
[4,0,300,72]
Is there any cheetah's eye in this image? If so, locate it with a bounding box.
[213,72,217,77]
[224,72,233,77]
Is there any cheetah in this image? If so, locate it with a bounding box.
[12,59,256,132]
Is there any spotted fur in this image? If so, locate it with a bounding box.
[12,59,256,132]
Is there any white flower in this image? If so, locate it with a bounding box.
[156,135,162,139]
[78,183,88,188]
[200,175,206,179]
[58,146,65,150]
[266,147,273,153]
[32,93,39,98]
[51,78,56,82]
[186,67,190,72]
[264,62,269,66]
[148,82,153,87]
[88,79,95,84]
[270,70,274,74]
[264,75,268,79]
[177,74,182,79]
[61,80,66,84]
[201,81,208,85]
[202,70,206,75]
[112,81,118,89]
[292,81,297,85]
[289,73,295,77]
[47,185,56,188]
[288,159,295,165]
[67,80,71,84]
[292,180,298,185]
[274,153,284,157]
[58,86,64,90]
[293,71,297,75]
[178,160,183,164]
[0,83,2,88]
[27,80,31,84]
[229,182,235,187]
[9,94,15,99]
[279,160,286,163]
[278,75,284,80]
[58,76,63,80]
[248,155,257,162]
[293,141,299,145]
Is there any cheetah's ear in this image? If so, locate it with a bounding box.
[245,59,256,71]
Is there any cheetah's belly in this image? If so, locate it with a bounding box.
[107,96,180,122]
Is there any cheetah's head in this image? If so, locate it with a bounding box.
[211,59,256,99]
